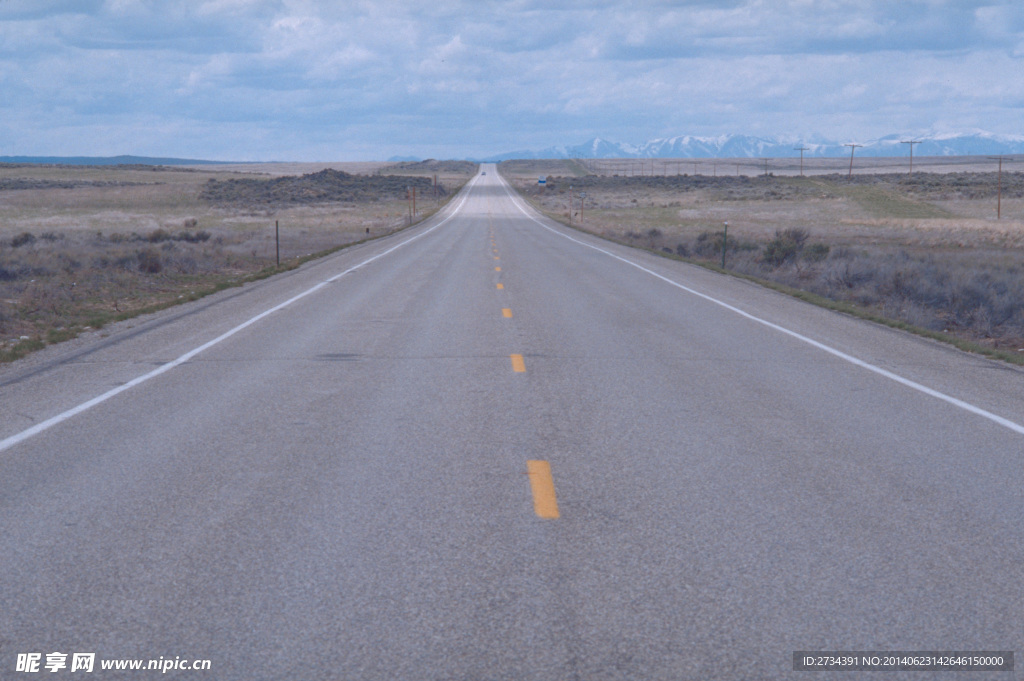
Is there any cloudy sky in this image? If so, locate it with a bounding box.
[0,0,1021,160]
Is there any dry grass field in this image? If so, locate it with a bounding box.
[0,160,475,361]
[501,157,1024,359]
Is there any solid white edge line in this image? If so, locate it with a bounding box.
[0,175,482,453]
[497,172,1024,437]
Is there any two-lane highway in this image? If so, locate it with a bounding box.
[2,165,1022,679]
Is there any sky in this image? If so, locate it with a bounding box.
[0,0,1022,161]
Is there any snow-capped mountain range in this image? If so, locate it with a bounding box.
[482,132,1024,161]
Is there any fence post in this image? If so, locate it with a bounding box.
[721,222,728,269]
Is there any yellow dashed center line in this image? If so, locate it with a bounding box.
[486,235,553,519]
[527,460,560,519]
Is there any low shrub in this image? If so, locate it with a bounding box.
[177,230,211,243]
[137,248,163,274]
[802,243,830,262]
[695,230,732,256]
[763,228,810,267]
[11,232,36,248]
[114,254,137,270]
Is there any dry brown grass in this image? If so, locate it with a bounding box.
[0,162,475,361]
[501,160,1024,356]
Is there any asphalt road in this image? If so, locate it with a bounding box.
[2,165,1022,680]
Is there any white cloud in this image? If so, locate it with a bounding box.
[0,0,1021,159]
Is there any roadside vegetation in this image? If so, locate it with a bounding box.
[505,162,1024,361]
[199,168,444,205]
[0,161,474,362]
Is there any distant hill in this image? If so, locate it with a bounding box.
[482,132,1024,161]
[0,155,228,166]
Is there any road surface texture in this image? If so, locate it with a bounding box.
[2,165,1022,680]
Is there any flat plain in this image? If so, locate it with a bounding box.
[0,160,475,359]
[502,156,1024,356]
[2,167,1021,679]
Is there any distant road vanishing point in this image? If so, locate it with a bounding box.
[1,165,1022,679]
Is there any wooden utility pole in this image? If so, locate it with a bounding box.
[845,143,863,178]
[794,147,809,176]
[988,156,1009,219]
[995,156,1003,218]
[901,140,921,175]
[763,158,769,176]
